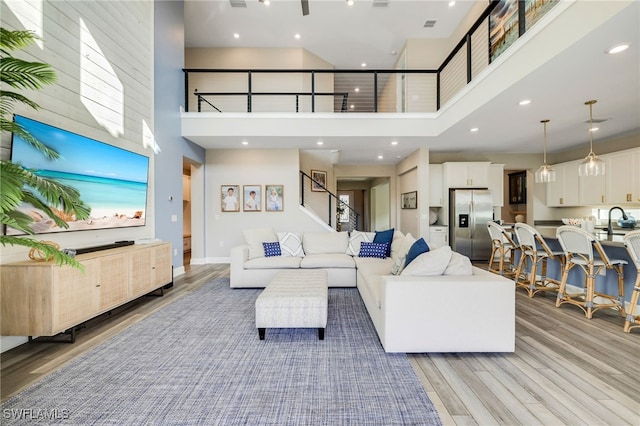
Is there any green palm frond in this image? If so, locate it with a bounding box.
[1,28,89,271]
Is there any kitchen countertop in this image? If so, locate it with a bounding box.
[535,226,633,247]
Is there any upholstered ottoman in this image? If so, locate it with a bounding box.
[255,270,328,340]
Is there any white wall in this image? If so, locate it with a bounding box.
[204,149,329,261]
[1,0,154,352]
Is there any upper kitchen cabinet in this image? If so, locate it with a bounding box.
[606,148,640,205]
[429,164,444,207]
[579,173,606,205]
[546,161,580,207]
[443,162,491,189]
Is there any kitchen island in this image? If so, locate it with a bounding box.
[534,225,637,311]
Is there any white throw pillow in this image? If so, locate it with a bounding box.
[443,251,473,275]
[277,232,305,257]
[390,255,406,275]
[401,246,452,276]
[243,227,278,259]
[391,232,416,262]
[346,231,375,256]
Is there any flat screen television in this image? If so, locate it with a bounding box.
[7,115,150,235]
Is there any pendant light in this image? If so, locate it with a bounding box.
[578,99,605,176]
[535,119,556,183]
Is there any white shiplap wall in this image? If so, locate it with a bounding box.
[1,0,154,351]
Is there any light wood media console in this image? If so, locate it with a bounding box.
[1,241,172,342]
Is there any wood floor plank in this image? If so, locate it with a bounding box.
[3,264,639,426]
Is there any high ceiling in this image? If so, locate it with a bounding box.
[183,1,640,163]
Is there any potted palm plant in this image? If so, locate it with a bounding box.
[1,28,90,268]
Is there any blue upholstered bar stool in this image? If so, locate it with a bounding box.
[555,225,627,319]
[623,231,640,333]
[513,223,564,298]
[487,221,519,278]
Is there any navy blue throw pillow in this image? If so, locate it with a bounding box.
[358,242,388,259]
[405,238,430,267]
[373,228,394,257]
[262,241,282,257]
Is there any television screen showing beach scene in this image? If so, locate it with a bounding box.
[7,115,149,235]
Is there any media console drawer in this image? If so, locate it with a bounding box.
[0,242,172,337]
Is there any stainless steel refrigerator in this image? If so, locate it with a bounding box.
[449,189,493,261]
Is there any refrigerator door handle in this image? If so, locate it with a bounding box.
[470,200,474,238]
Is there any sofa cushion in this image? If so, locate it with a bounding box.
[373,228,394,257]
[243,227,278,259]
[359,242,388,259]
[354,257,394,275]
[401,246,452,276]
[346,231,375,256]
[405,238,430,267]
[244,256,302,269]
[303,232,349,254]
[300,253,355,269]
[443,251,473,275]
[277,232,305,257]
[263,242,282,257]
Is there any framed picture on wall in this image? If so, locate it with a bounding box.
[221,185,240,212]
[311,170,327,192]
[243,185,262,211]
[401,191,417,209]
[265,185,284,211]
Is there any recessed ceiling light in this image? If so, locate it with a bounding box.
[377,155,384,160]
[350,104,355,109]
[354,87,360,92]
[233,33,240,39]
[448,1,456,7]
[607,43,630,54]
[470,127,479,132]
[317,141,324,145]
[241,141,248,145]
[361,62,367,68]
[391,141,398,145]
[294,33,301,39]
[589,127,599,132]
[347,0,354,5]
[519,99,531,106]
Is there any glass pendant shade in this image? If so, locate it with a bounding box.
[579,100,605,176]
[535,119,556,183]
[535,164,556,183]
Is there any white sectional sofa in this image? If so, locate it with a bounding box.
[230,228,515,353]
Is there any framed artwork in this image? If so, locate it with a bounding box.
[508,171,526,204]
[265,185,284,212]
[243,185,262,211]
[311,170,327,192]
[401,191,417,209]
[221,185,240,212]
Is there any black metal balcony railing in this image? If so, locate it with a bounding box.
[183,1,559,114]
[300,171,360,232]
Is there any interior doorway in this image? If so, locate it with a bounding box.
[182,157,204,268]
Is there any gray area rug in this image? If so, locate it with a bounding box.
[2,278,441,425]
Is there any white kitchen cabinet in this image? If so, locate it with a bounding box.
[490,164,505,207]
[429,226,448,247]
[443,162,490,188]
[546,161,580,207]
[429,164,444,207]
[605,148,640,205]
[579,173,606,205]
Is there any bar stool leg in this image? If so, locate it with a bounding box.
[585,264,596,319]
[556,261,571,307]
[624,285,640,333]
[616,264,626,317]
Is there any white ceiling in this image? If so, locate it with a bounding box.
[183,0,640,164]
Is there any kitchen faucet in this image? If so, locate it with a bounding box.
[607,206,628,236]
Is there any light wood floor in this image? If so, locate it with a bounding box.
[2,264,639,425]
